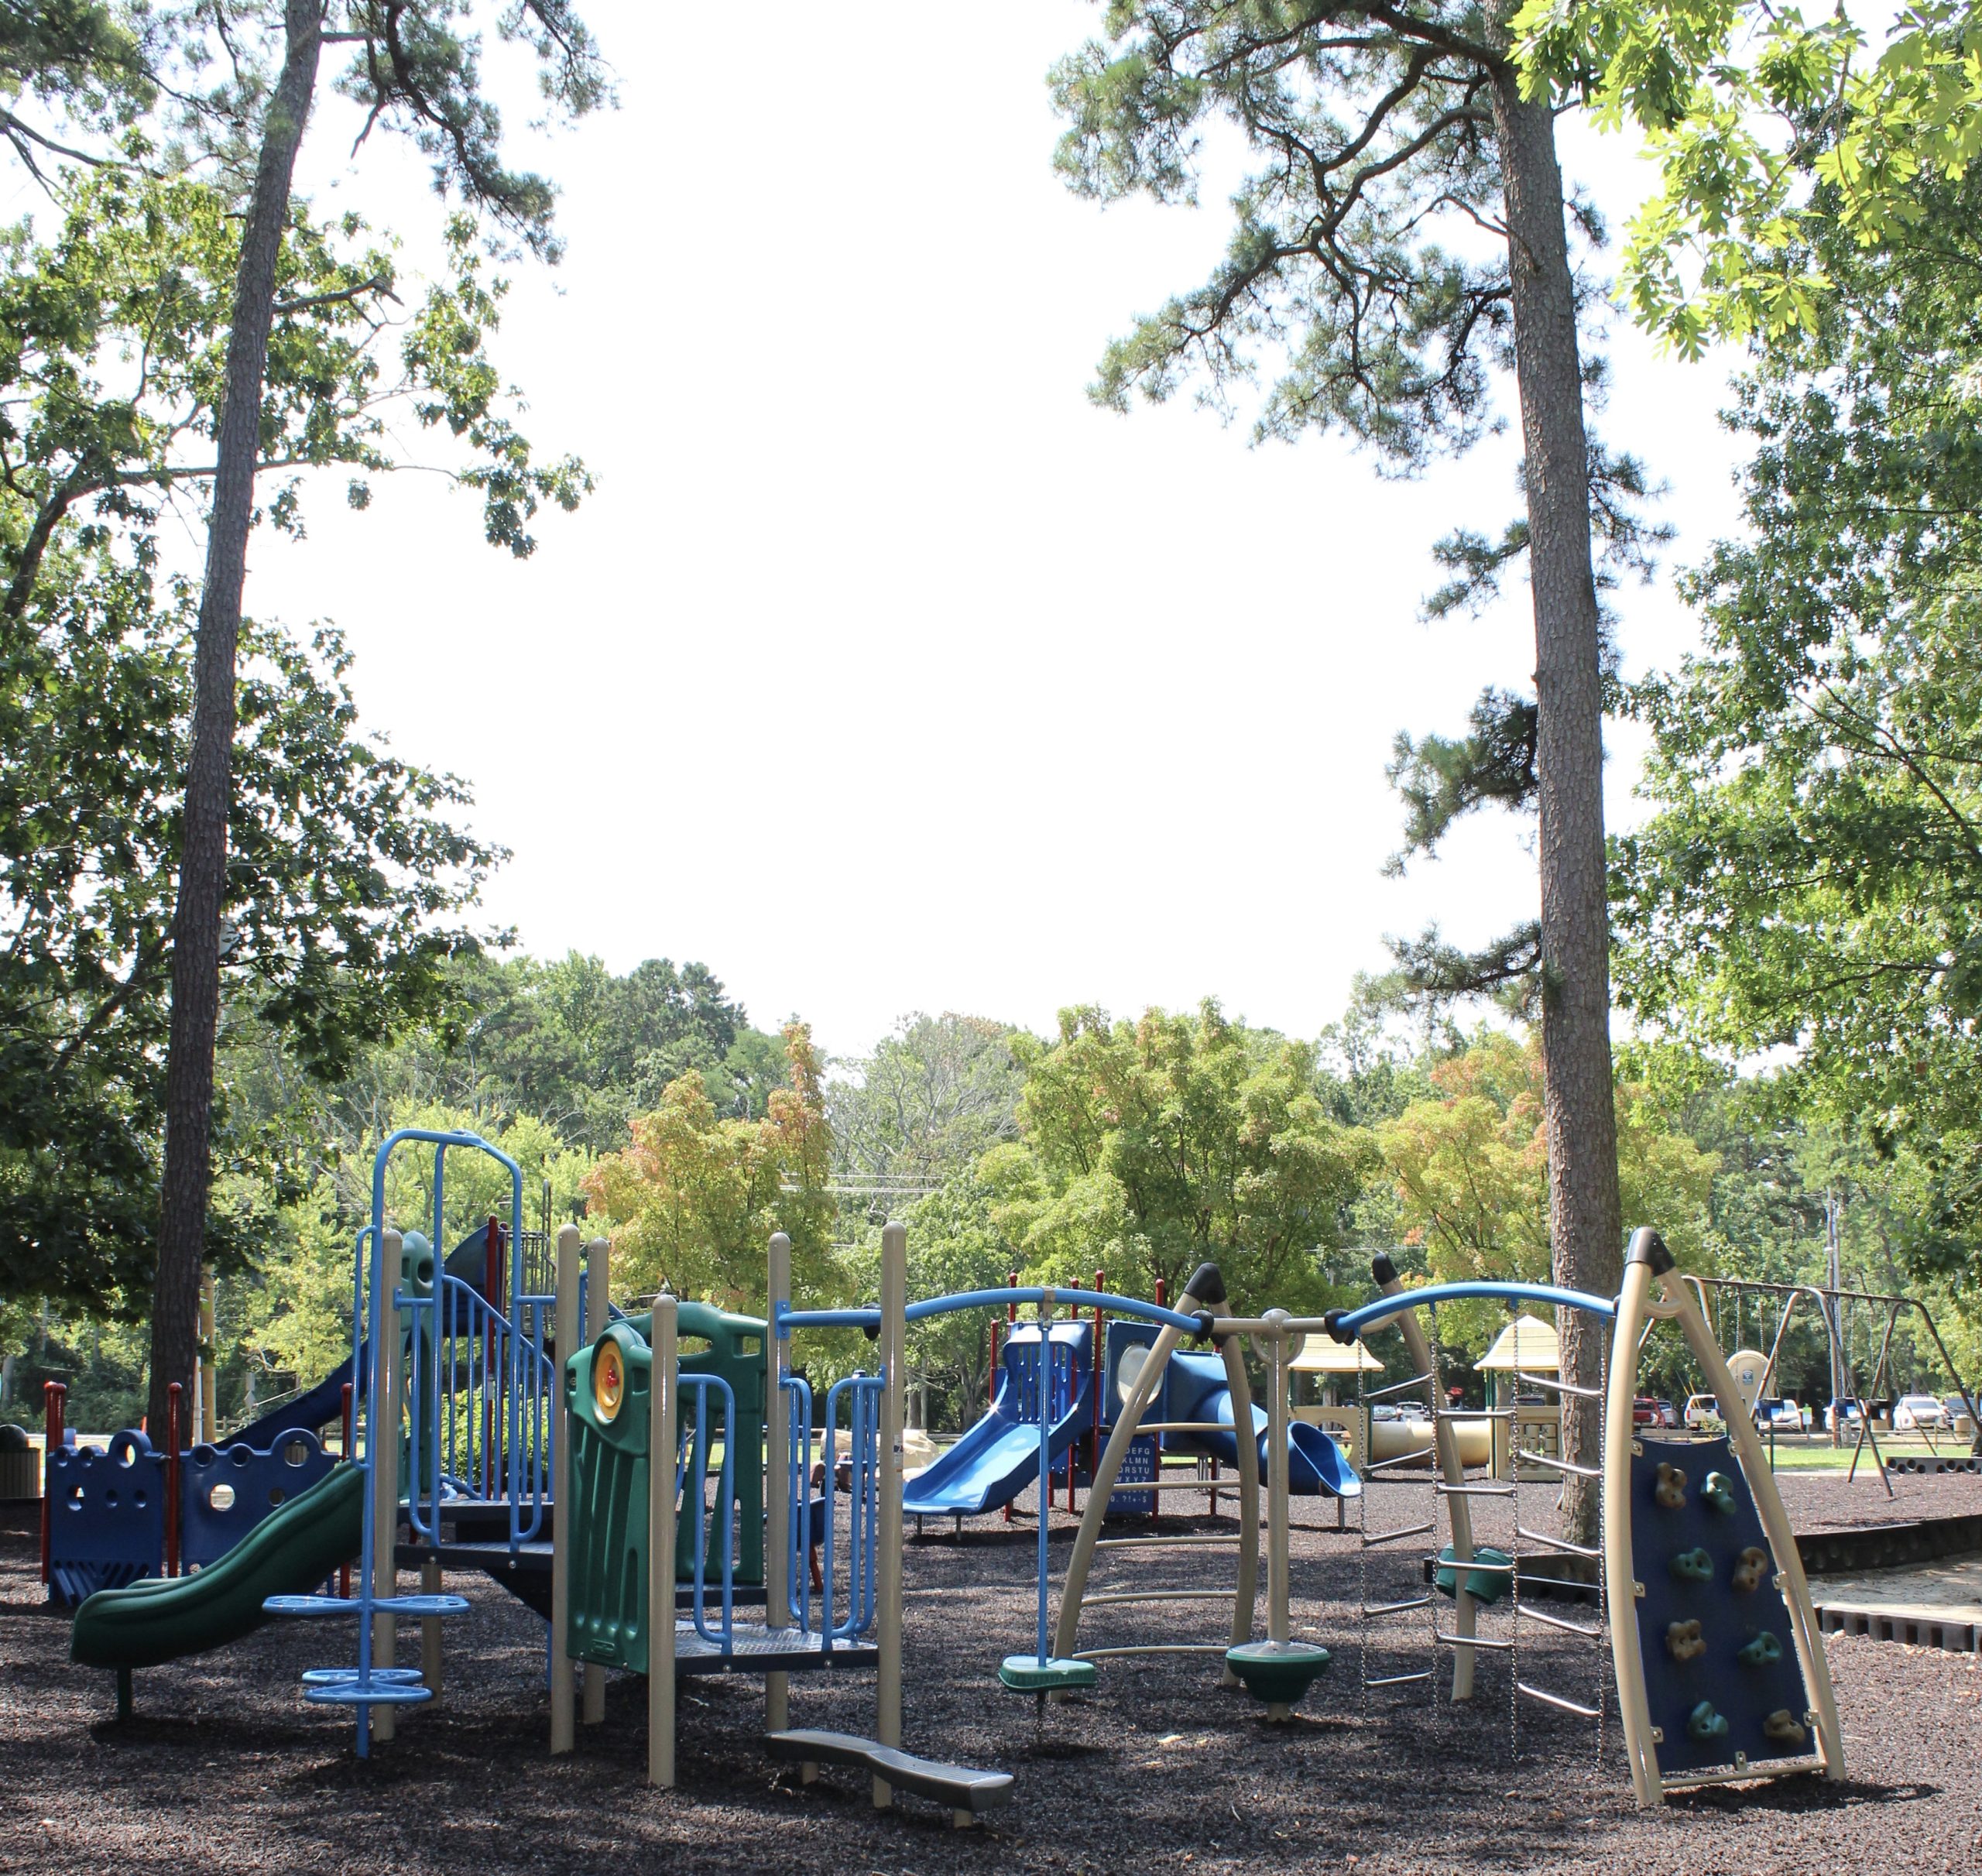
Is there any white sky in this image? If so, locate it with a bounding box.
[230,2,1744,1061]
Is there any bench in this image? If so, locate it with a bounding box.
[764,1727,1013,1827]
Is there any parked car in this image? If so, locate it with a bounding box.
[1894,1393,1951,1432]
[1655,1400,1680,1428]
[1394,1401,1431,1424]
[1683,1394,1722,1429]
[1754,1397,1802,1433]
[1632,1396,1658,1427]
[1946,1396,1978,1427]
[1825,1399,1864,1432]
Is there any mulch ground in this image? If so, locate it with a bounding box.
[4,1466,1980,1876]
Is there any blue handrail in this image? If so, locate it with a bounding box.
[778,1286,1204,1339]
[1334,1280,1617,1340]
[677,1374,736,1648]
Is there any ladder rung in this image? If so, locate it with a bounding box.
[1366,1449,1434,1473]
[1435,1631,1515,1651]
[1517,1603,1604,1640]
[1517,1524,1600,1560]
[1364,1669,1435,1688]
[1365,1373,1435,1402]
[1515,1449,1602,1480]
[1514,1372,1603,1401]
[1517,1680,1602,1717]
[1085,1589,1239,1607]
[1362,1596,1433,1617]
[1075,1643,1229,1661]
[1362,1521,1435,1547]
[1519,1572,1600,1600]
[1095,1535,1240,1551]
[1435,1482,1516,1498]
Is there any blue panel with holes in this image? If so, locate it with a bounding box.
[45,1430,166,1607]
[1631,1435,1811,1776]
[180,1432,337,1567]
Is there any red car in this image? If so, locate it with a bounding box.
[1632,1396,1659,1427]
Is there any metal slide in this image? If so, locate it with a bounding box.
[903,1323,1095,1518]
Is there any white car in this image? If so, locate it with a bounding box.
[1683,1394,1722,1430]
[1894,1393,1952,1432]
[1754,1398,1802,1433]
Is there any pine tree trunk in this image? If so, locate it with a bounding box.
[1490,61,1624,1547]
[148,0,324,1437]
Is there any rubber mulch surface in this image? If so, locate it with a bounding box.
[3,1466,1979,1875]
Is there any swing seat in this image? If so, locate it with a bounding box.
[997,1654,1097,1694]
[1225,1639,1330,1710]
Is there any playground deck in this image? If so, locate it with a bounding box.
[5,1467,1980,1876]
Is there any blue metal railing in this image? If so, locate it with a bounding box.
[676,1374,737,1648]
[781,1371,880,1648]
[1334,1280,1617,1340]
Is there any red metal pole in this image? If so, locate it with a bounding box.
[40,1381,64,1586]
[339,1381,355,1597]
[1005,1270,1018,1525]
[1151,1279,1168,1528]
[483,1214,501,1498]
[163,1382,182,1577]
[1089,1268,1106,1497]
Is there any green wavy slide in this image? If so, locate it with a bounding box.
[70,1462,365,1672]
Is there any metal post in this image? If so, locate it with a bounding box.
[647,1294,678,1788]
[339,1383,354,1597]
[765,1230,792,1735]
[197,1271,218,1446]
[163,1384,181,1577]
[40,1380,64,1586]
[550,1225,581,1754]
[483,1216,501,1498]
[372,1233,404,1744]
[874,1221,907,1808]
[582,1236,609,1726]
[1003,1270,1017,1526]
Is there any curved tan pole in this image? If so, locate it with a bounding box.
[1053,1273,1221,1665]
[1604,1243,1661,1806]
[1370,1257,1476,1701]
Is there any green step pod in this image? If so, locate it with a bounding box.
[1668,1547,1715,1583]
[1433,1544,1514,1605]
[996,1655,1097,1696]
[1225,1640,1331,1717]
[1702,1471,1738,1515]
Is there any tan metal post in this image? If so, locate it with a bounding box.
[873,1221,907,1808]
[550,1225,581,1754]
[1213,1322,1261,1685]
[372,1233,403,1744]
[420,1557,444,1699]
[648,1293,678,1788]
[198,1271,218,1445]
[765,1231,792,1735]
[582,1235,609,1727]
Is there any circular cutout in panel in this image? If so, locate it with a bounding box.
[593,1337,626,1422]
[209,1482,235,1512]
[269,1487,285,1507]
[283,1439,308,1467]
[1116,1343,1150,1408]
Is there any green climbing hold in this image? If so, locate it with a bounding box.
[1687,1700,1730,1743]
[1737,1631,1784,1668]
[1434,1544,1514,1606]
[1668,1547,1715,1583]
[1702,1471,1738,1514]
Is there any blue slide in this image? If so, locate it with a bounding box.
[904,1322,1096,1518]
[1159,1350,1361,1498]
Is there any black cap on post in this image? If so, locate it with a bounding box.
[1370,1252,1397,1286]
[1626,1227,1674,1275]
[1184,1263,1226,1307]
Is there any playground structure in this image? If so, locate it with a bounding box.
[54,1128,1853,1814]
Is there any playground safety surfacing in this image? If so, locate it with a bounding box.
[5,1469,1982,1876]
